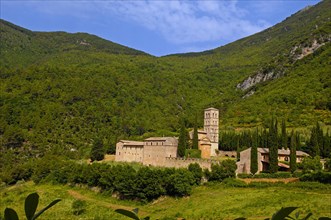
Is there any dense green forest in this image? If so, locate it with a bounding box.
[0,0,330,161]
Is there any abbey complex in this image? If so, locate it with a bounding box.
[115,108,309,173]
[115,108,220,170]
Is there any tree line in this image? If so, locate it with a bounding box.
[0,155,236,202]
[219,120,331,159]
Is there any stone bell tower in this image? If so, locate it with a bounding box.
[204,107,219,156]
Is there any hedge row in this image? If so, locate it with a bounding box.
[300,172,331,184]
[0,156,236,202]
[237,172,292,179]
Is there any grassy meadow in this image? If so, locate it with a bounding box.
[1,181,330,220]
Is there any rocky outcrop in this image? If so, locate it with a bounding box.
[242,90,255,99]
[237,36,330,93]
[236,71,276,91]
[290,39,326,60]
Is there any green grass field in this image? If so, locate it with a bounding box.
[1,181,330,220]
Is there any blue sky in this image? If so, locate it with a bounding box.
[1,0,321,56]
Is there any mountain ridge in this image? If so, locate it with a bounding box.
[0,1,330,155]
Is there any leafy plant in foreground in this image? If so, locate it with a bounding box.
[3,192,61,220]
[235,206,330,220]
[115,207,331,220]
[115,208,149,220]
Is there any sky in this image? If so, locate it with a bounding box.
[1,0,321,56]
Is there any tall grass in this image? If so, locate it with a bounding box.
[1,181,330,220]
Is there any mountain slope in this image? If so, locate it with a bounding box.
[0,19,147,68]
[0,1,330,156]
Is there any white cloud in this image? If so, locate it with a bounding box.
[12,0,271,45]
[104,0,270,44]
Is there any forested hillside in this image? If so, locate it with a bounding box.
[0,0,330,157]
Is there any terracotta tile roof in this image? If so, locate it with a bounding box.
[278,162,290,168]
[144,137,178,145]
[120,140,144,146]
[205,107,218,111]
[258,148,309,156]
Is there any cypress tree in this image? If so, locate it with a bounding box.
[290,131,297,173]
[322,131,330,158]
[269,117,279,173]
[250,128,258,174]
[177,119,187,157]
[192,113,199,150]
[90,137,105,162]
[310,123,320,157]
[295,132,301,151]
[281,119,287,149]
[316,122,324,151]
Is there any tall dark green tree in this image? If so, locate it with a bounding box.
[310,122,322,157]
[177,119,187,157]
[321,131,331,158]
[269,117,279,173]
[290,131,297,173]
[192,113,199,150]
[295,132,301,151]
[281,119,287,149]
[250,128,258,174]
[90,138,105,162]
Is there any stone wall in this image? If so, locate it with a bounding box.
[163,157,219,170]
[115,141,144,163]
[236,148,251,174]
[143,145,177,167]
[218,150,237,158]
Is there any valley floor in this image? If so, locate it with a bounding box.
[1,181,330,220]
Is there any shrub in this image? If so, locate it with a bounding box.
[237,173,253,179]
[133,167,165,202]
[300,171,331,184]
[292,170,303,178]
[238,172,292,179]
[165,169,195,197]
[185,149,201,158]
[188,163,203,185]
[113,165,137,199]
[248,181,285,188]
[223,178,247,187]
[208,160,236,182]
[253,172,292,179]
[72,199,87,216]
[324,158,331,172]
[31,157,57,184]
[301,156,323,173]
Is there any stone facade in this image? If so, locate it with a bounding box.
[115,137,178,166]
[218,150,237,158]
[204,107,219,156]
[115,140,144,163]
[163,157,219,170]
[142,137,178,166]
[236,147,309,174]
[189,130,211,159]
